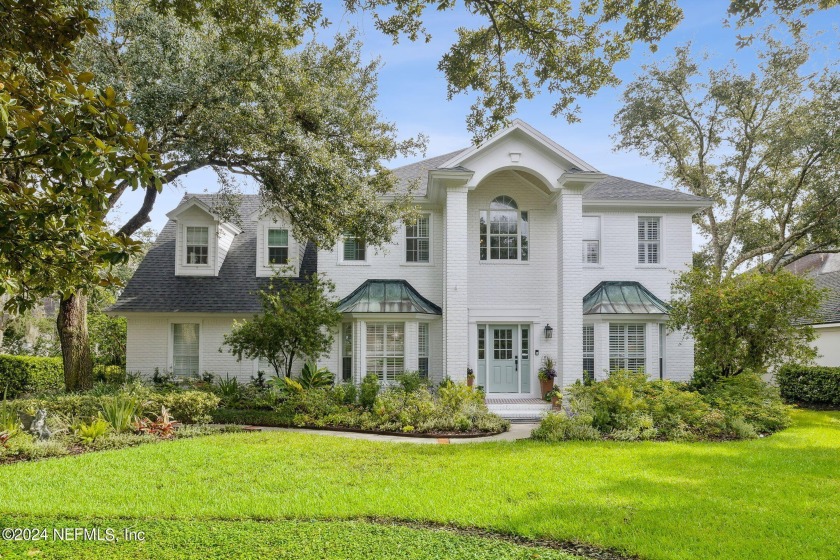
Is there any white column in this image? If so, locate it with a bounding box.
[556,185,584,387]
[443,184,469,381]
[404,320,419,372]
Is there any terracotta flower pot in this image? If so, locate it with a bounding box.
[539,378,554,398]
[551,395,561,409]
[467,376,475,388]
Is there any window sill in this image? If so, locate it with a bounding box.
[635,265,667,269]
[478,260,530,265]
[583,264,604,269]
[337,261,370,266]
[401,262,435,267]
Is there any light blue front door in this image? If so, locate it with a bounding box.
[489,326,519,393]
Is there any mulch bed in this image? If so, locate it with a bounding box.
[254,424,507,439]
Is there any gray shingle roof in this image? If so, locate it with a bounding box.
[812,271,840,325]
[391,150,709,204]
[109,194,316,314]
[583,175,709,204]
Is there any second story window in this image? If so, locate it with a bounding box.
[406,215,430,263]
[583,216,600,264]
[638,217,661,264]
[479,196,529,261]
[267,228,289,265]
[343,234,366,261]
[185,226,209,265]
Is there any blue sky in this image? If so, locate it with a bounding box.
[110,1,839,235]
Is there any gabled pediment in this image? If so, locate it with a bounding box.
[166,196,243,235]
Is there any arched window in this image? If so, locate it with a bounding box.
[480,196,529,261]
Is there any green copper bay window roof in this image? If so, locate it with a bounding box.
[583,281,669,314]
[338,280,442,314]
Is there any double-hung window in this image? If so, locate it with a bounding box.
[582,216,600,264]
[185,226,209,265]
[341,323,353,382]
[479,196,529,261]
[267,228,289,265]
[406,215,430,263]
[609,324,645,373]
[583,325,595,381]
[343,234,366,261]
[366,323,404,382]
[172,323,200,377]
[638,217,661,264]
[418,323,429,378]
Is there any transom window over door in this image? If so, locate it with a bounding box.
[479,196,529,261]
[267,228,289,265]
[185,226,209,265]
[406,215,430,263]
[638,217,661,264]
[609,324,645,373]
[366,323,404,382]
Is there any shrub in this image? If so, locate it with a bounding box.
[100,395,141,433]
[73,416,111,445]
[777,364,840,407]
[532,369,791,442]
[332,383,358,406]
[359,373,380,410]
[298,362,334,389]
[134,406,177,439]
[158,391,220,424]
[531,412,600,442]
[0,354,63,397]
[395,371,427,393]
[702,372,791,434]
[214,375,244,408]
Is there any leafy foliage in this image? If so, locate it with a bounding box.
[777,364,840,406]
[0,354,63,397]
[532,369,791,441]
[298,362,334,389]
[99,394,141,433]
[668,268,822,378]
[224,274,341,378]
[133,406,177,439]
[73,415,110,444]
[359,373,380,410]
[615,39,840,275]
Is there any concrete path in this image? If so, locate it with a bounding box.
[241,423,537,444]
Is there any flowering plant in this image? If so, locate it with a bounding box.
[538,356,557,381]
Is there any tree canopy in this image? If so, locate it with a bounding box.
[615,39,840,276]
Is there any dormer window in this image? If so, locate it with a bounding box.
[267,228,289,265]
[186,226,209,265]
[479,196,529,261]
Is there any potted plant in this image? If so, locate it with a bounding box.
[545,385,563,409]
[466,367,475,388]
[538,356,557,397]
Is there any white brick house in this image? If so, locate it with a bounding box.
[110,120,709,395]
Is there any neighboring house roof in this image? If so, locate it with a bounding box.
[392,149,709,204]
[785,253,840,325]
[813,271,840,325]
[583,281,670,315]
[337,280,442,314]
[108,194,317,314]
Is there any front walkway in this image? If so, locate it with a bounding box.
[242,423,537,444]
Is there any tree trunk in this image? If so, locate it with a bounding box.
[57,292,93,391]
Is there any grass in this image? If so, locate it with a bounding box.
[0,518,580,559]
[0,409,837,560]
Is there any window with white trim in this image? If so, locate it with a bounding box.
[172,323,199,377]
[609,324,645,373]
[341,322,353,382]
[366,322,404,382]
[583,325,595,381]
[185,226,209,265]
[638,217,660,264]
[418,323,429,378]
[582,216,600,264]
[479,196,529,261]
[406,215,430,263]
[267,228,289,265]
[343,234,366,261]
[477,327,485,360]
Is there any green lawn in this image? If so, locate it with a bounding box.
[0,409,837,560]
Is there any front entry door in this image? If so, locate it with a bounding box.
[489,325,519,393]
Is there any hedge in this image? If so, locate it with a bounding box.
[777,364,840,407]
[0,354,63,397]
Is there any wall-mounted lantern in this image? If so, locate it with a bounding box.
[544,324,554,339]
